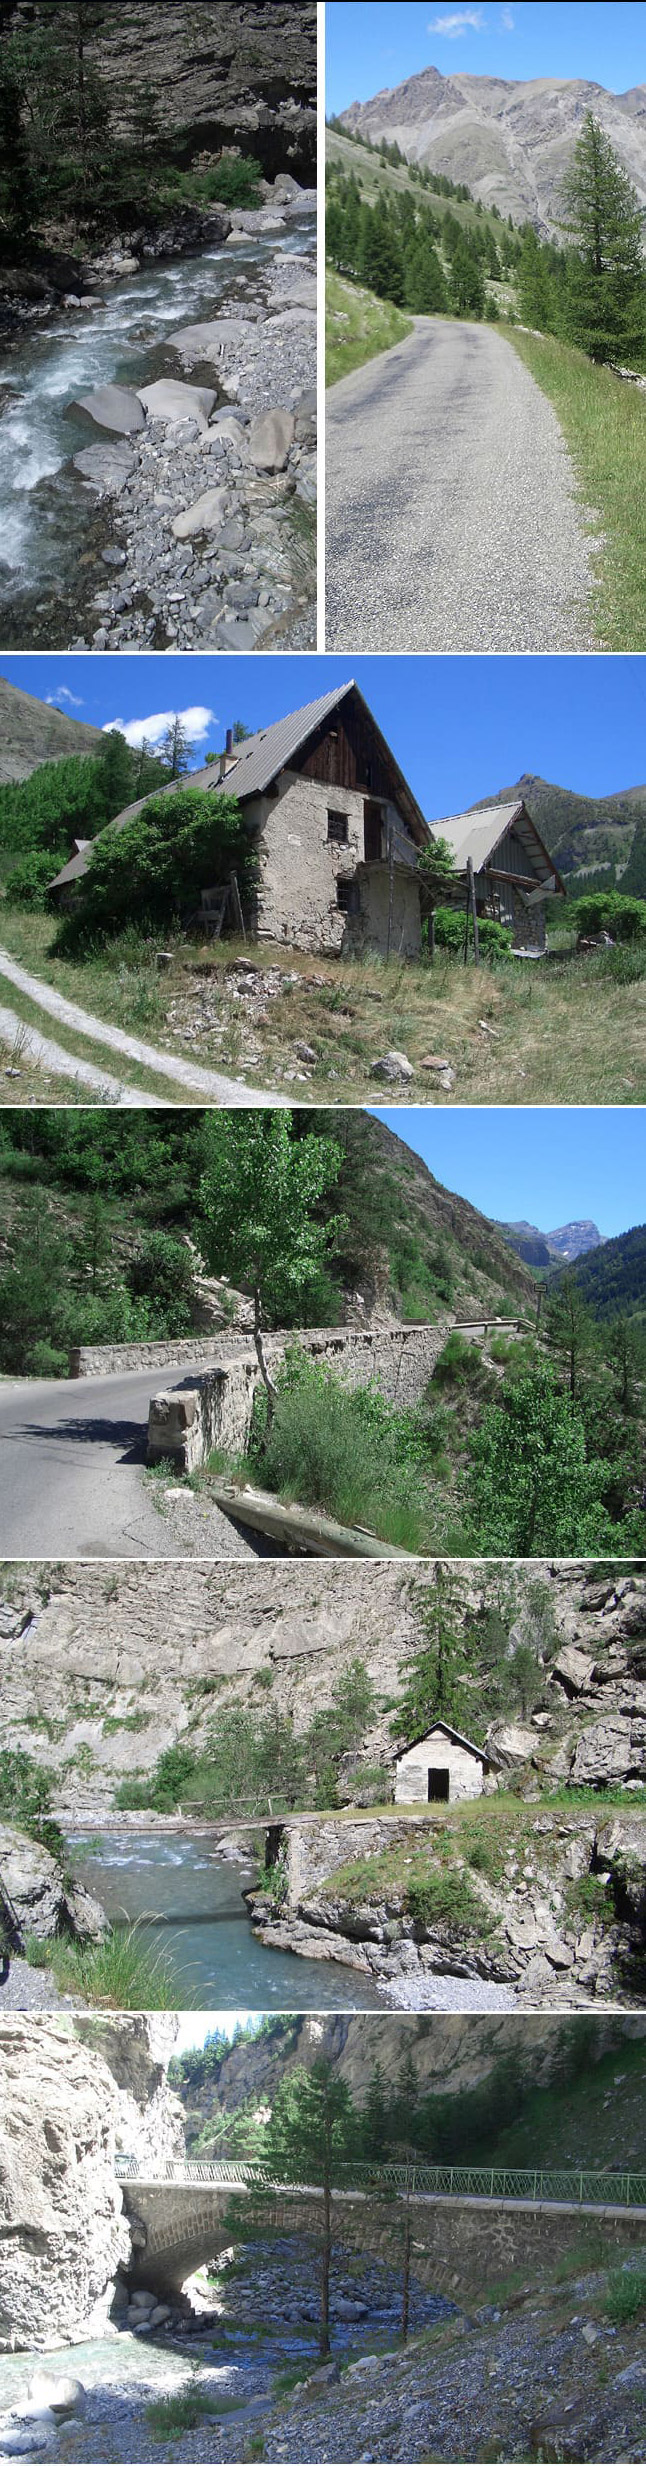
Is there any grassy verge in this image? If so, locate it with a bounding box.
[25,1921,178,2009]
[207,1356,454,1554]
[326,265,413,385]
[504,325,646,650]
[1,905,645,1104]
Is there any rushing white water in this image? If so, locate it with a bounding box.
[0,221,310,615]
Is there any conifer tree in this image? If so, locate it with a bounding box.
[559,111,646,365]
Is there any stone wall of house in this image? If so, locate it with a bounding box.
[147,1320,451,1470]
[509,887,547,953]
[395,1731,485,1805]
[254,771,421,953]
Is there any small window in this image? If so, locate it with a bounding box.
[337,878,360,914]
[327,809,348,844]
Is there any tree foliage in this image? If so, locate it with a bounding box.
[55,787,257,948]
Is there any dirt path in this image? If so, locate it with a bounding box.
[0,949,280,1106]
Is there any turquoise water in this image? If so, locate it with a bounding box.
[67,1828,384,2010]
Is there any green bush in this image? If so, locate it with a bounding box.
[573,890,646,941]
[433,907,513,956]
[604,2264,646,2323]
[251,1350,433,1551]
[54,788,257,949]
[407,1867,495,1936]
[206,152,264,207]
[434,1332,486,1385]
[24,1340,70,1378]
[126,1232,195,1331]
[4,849,65,907]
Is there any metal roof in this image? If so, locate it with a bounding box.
[49,682,429,892]
[429,798,565,892]
[397,1720,488,1762]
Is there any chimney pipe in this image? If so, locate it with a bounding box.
[226,727,234,757]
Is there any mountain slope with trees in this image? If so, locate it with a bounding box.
[337,67,646,235]
[0,675,104,786]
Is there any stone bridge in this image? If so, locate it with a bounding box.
[116,2160,646,2302]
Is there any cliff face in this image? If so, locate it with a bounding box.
[340,68,646,234]
[7,4,317,180]
[183,2011,646,2131]
[0,678,103,787]
[0,2016,183,2351]
[0,1560,643,1816]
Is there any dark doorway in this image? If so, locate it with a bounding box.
[364,801,384,862]
[427,1768,450,1802]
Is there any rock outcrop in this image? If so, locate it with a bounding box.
[0,678,102,788]
[339,67,646,235]
[8,4,317,183]
[0,1822,105,1945]
[0,2016,182,2351]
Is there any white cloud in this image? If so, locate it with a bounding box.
[45,686,84,709]
[102,703,217,751]
[500,6,514,26]
[428,8,485,35]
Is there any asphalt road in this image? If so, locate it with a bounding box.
[0,1363,256,1559]
[326,318,597,653]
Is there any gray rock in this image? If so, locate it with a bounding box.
[137,380,215,430]
[28,2375,85,2420]
[172,487,228,541]
[101,546,127,568]
[370,1050,414,1083]
[248,407,295,471]
[68,384,145,435]
[169,317,255,363]
[73,442,135,496]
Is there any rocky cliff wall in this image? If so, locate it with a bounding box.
[1,1561,645,1817]
[184,2012,646,2126]
[7,4,317,181]
[0,2016,183,2351]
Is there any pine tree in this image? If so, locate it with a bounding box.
[559,111,646,366]
[358,201,405,305]
[404,232,449,315]
[516,226,555,332]
[159,714,195,778]
[450,236,485,318]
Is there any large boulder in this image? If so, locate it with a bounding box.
[0,1822,105,1944]
[570,1718,643,1788]
[67,385,145,435]
[137,380,215,431]
[171,487,228,541]
[73,440,135,495]
[169,318,255,364]
[596,1813,646,1927]
[551,1645,596,1695]
[485,1722,537,1772]
[248,407,295,471]
[0,2017,129,2350]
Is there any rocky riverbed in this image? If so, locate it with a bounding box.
[0,184,316,651]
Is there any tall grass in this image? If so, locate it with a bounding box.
[27,1922,178,2010]
[250,1355,439,1550]
[326,266,413,386]
[505,327,646,650]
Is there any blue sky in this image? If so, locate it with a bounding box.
[4,654,646,819]
[174,2014,263,2055]
[326,3,646,115]
[370,1108,645,1239]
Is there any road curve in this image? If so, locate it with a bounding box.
[0,1004,161,1106]
[326,318,597,654]
[0,949,279,1108]
[0,1361,254,1557]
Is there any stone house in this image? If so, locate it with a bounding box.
[394,1721,490,1805]
[428,798,565,953]
[49,682,429,958]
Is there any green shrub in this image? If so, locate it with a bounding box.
[573,890,646,941]
[407,1867,495,1936]
[126,1231,195,1332]
[433,1332,485,1385]
[24,1339,70,1378]
[54,788,257,949]
[252,1351,433,1551]
[4,849,65,907]
[433,907,513,957]
[206,152,264,206]
[604,2263,646,2323]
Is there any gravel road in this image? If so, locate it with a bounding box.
[0,951,279,1106]
[326,318,598,653]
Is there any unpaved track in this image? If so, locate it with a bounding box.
[326,318,597,653]
[0,1004,161,1105]
[0,949,279,1107]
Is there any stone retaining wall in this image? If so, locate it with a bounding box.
[146,1321,453,1470]
[69,1335,250,1378]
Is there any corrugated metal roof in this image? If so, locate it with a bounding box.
[431,801,524,870]
[49,681,429,891]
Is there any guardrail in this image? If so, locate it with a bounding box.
[114,2156,646,2207]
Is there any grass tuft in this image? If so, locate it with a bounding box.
[326,266,413,385]
[504,325,646,651]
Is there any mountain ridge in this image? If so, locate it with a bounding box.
[339,64,646,234]
[0,676,104,787]
[498,1219,603,1269]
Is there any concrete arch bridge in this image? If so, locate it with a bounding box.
[115,2159,646,2304]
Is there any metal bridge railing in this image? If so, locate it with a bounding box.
[114,2156,646,2208]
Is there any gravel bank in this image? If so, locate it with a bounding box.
[326,317,598,654]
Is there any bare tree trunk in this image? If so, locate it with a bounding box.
[320,2177,331,2357]
[253,1286,279,1440]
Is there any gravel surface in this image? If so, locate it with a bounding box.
[0,951,279,1105]
[326,317,599,653]
[384,1970,517,2011]
[0,1958,74,2010]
